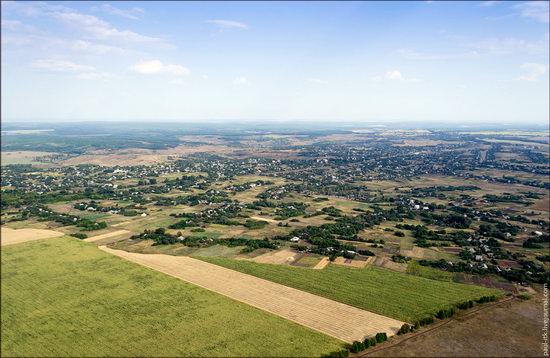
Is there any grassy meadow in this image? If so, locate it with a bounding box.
[199,257,502,322]
[1,237,344,357]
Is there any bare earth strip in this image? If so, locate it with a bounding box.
[250,216,279,223]
[84,230,133,243]
[100,246,404,343]
[1,227,64,246]
[313,257,331,270]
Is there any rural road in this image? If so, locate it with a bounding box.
[100,246,404,343]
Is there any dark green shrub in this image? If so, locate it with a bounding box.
[418,316,434,326]
[70,232,87,239]
[322,349,349,358]
[375,332,388,343]
[363,338,371,349]
[397,323,411,335]
[456,301,469,310]
[350,341,364,353]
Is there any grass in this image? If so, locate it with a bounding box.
[406,260,454,282]
[295,255,322,267]
[199,257,502,323]
[1,237,344,357]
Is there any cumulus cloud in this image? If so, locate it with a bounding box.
[94,4,145,20]
[307,78,329,84]
[129,60,191,76]
[371,69,418,82]
[207,19,248,30]
[517,62,548,81]
[385,70,403,80]
[513,1,549,23]
[32,59,94,72]
[233,76,249,85]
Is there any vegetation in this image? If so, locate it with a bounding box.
[1,237,344,357]
[198,257,502,322]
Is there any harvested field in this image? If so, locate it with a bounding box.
[1,151,59,165]
[292,255,321,267]
[1,227,64,246]
[313,257,331,269]
[251,248,299,265]
[60,145,236,166]
[333,256,369,268]
[101,246,404,342]
[84,229,133,244]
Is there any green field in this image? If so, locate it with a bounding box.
[406,260,455,282]
[199,257,502,322]
[1,237,344,357]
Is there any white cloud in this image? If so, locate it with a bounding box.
[371,69,418,82]
[32,59,94,72]
[517,62,548,81]
[233,76,249,85]
[72,40,125,55]
[385,70,403,81]
[130,60,191,76]
[94,4,145,20]
[6,2,166,45]
[207,19,248,30]
[307,78,329,84]
[513,1,549,23]
[53,11,163,43]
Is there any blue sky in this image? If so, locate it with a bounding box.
[1,1,549,123]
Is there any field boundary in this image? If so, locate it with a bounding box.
[100,246,404,343]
